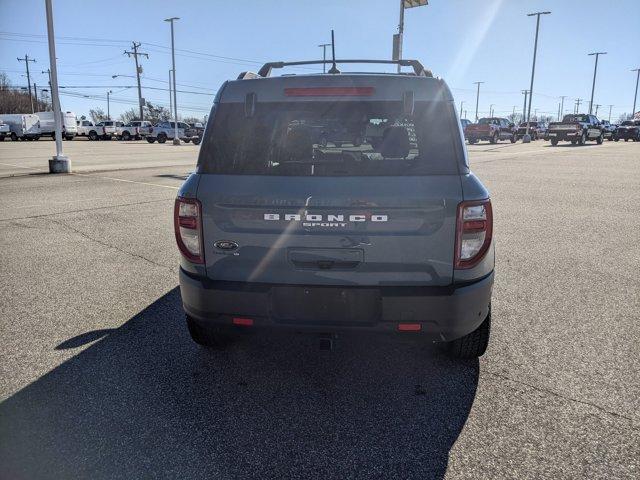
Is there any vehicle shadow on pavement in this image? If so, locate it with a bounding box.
[0,288,479,480]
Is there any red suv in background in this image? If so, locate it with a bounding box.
[465,117,516,144]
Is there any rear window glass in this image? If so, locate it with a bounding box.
[198,100,461,176]
[563,115,588,122]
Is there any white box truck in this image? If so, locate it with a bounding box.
[35,111,78,140]
[0,114,41,141]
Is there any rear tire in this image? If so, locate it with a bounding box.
[122,131,131,141]
[192,137,201,146]
[551,138,558,146]
[468,138,477,144]
[88,131,98,141]
[510,134,516,143]
[624,138,628,142]
[186,315,237,349]
[157,133,167,144]
[578,132,586,146]
[448,307,491,359]
[10,132,18,141]
[596,134,603,145]
[489,132,498,144]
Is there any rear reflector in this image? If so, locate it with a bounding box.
[397,323,422,332]
[232,317,254,326]
[284,87,375,97]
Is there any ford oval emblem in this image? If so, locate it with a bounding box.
[214,240,239,251]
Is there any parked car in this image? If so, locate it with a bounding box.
[146,121,199,144]
[599,120,616,141]
[515,121,547,141]
[0,114,41,141]
[117,121,153,140]
[175,58,494,359]
[76,120,105,140]
[614,119,640,142]
[460,118,471,130]
[0,121,10,141]
[35,110,77,140]
[465,117,516,144]
[95,121,122,140]
[547,114,603,146]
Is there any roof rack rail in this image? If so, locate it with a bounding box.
[256,59,432,78]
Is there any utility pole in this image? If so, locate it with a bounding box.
[33,83,38,107]
[45,0,70,173]
[106,90,112,120]
[534,108,538,120]
[473,81,484,122]
[318,43,330,73]
[594,104,601,117]
[559,95,566,120]
[17,54,36,113]
[42,68,52,87]
[512,105,516,118]
[165,17,180,145]
[524,11,551,143]
[522,90,529,123]
[587,52,606,114]
[575,98,582,114]
[489,104,494,117]
[608,104,613,123]
[557,102,561,121]
[631,68,640,115]
[394,0,428,73]
[459,100,464,119]
[124,41,148,121]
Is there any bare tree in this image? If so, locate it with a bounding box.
[89,108,107,123]
[0,73,50,114]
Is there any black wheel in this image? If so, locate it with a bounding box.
[10,132,18,141]
[489,132,498,144]
[510,134,516,143]
[624,138,628,142]
[596,134,603,145]
[122,131,131,141]
[186,315,238,349]
[578,132,586,146]
[448,306,491,359]
[88,131,97,141]
[614,137,619,142]
[192,137,201,146]
[147,137,156,143]
[468,138,477,144]
[157,133,167,144]
[551,138,559,146]
[65,136,74,141]
[184,138,191,143]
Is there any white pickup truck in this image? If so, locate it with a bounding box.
[145,121,200,144]
[76,120,106,141]
[95,121,122,140]
[116,121,153,140]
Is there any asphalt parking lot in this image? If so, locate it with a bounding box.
[0,138,638,479]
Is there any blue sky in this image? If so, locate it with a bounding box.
[1,0,639,122]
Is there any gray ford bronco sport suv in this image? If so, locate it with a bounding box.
[175,59,494,358]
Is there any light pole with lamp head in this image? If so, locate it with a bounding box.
[523,11,551,143]
[165,17,180,145]
[587,52,606,114]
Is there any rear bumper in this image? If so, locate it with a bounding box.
[179,268,494,341]
[616,130,638,139]
[547,131,580,141]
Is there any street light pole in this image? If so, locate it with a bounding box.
[489,104,494,117]
[587,52,607,114]
[395,0,428,73]
[165,17,180,145]
[318,43,330,73]
[521,90,529,123]
[608,104,613,123]
[45,0,70,173]
[524,11,551,143]
[169,69,173,114]
[107,90,112,120]
[631,68,640,115]
[473,81,484,122]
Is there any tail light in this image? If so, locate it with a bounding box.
[174,197,204,264]
[455,199,493,269]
